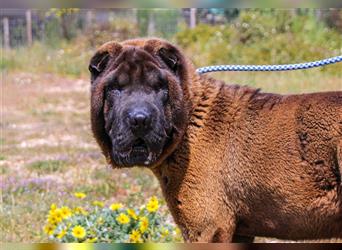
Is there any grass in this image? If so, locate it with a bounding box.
[27,160,67,174]
[1,41,94,78]
[207,70,342,94]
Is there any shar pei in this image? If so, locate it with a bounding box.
[89,38,342,242]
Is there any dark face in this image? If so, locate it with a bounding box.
[103,49,172,166]
[89,39,191,168]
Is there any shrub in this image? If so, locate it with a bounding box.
[3,10,341,77]
[175,10,342,75]
[43,194,182,243]
[83,19,139,48]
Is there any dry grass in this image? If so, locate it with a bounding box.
[1,69,341,242]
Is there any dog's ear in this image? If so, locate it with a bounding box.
[143,39,188,79]
[89,42,123,83]
[89,41,123,166]
[89,51,110,83]
[158,47,179,73]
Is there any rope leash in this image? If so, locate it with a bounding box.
[196,55,342,74]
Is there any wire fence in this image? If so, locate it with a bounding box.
[0,8,294,48]
[0,9,200,48]
[1,9,341,49]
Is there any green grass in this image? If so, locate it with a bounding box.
[209,70,342,94]
[0,164,8,175]
[27,160,68,174]
[1,41,94,78]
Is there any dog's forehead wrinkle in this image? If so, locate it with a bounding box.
[123,46,156,63]
[102,70,117,85]
[128,86,154,97]
[110,50,163,85]
[145,72,160,86]
[117,72,129,86]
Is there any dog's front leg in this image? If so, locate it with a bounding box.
[183,215,237,243]
[210,226,236,243]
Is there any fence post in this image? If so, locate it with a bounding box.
[3,17,10,49]
[147,10,155,36]
[26,9,32,46]
[190,8,196,28]
[86,10,93,28]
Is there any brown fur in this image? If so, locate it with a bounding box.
[90,38,342,242]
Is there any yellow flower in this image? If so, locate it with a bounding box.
[74,192,86,199]
[139,216,149,233]
[85,237,98,243]
[161,228,169,237]
[116,213,130,224]
[47,215,58,225]
[175,227,181,236]
[146,196,159,213]
[72,225,86,239]
[60,206,72,219]
[48,209,63,223]
[110,203,123,211]
[57,229,67,239]
[129,230,143,243]
[127,209,138,220]
[43,224,56,235]
[92,201,104,207]
[74,207,88,215]
[55,209,64,222]
[50,203,57,211]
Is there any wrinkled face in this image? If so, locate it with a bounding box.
[89,39,190,168]
[103,50,172,166]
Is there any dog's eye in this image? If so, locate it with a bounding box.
[106,84,122,96]
[112,89,122,95]
[161,89,168,103]
[109,83,123,90]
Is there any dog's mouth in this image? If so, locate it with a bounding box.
[113,138,156,167]
[132,138,148,152]
[131,138,154,165]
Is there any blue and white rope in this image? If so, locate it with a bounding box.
[196,55,342,74]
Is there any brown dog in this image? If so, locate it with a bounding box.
[89,38,342,242]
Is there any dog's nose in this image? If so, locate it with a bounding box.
[128,110,152,134]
